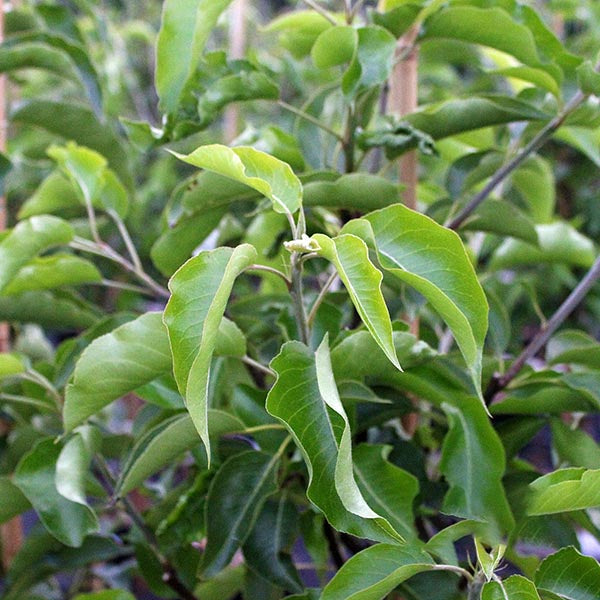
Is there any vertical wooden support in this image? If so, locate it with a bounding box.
[223,0,248,142]
[0,0,23,573]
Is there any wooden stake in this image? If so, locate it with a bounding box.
[0,0,23,571]
[223,0,247,143]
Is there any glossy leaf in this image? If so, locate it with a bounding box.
[342,204,488,399]
[511,156,556,224]
[163,245,257,459]
[156,0,234,113]
[535,547,600,600]
[528,468,600,515]
[440,398,514,535]
[353,444,419,540]
[482,575,541,600]
[312,234,399,370]
[201,450,280,577]
[64,312,172,431]
[0,216,73,293]
[266,340,399,543]
[242,496,303,592]
[2,254,102,295]
[311,26,357,69]
[404,96,548,144]
[550,419,600,469]
[547,330,600,368]
[490,223,596,270]
[321,544,435,600]
[172,145,302,215]
[116,410,244,495]
[14,438,98,547]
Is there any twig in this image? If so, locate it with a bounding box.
[94,456,200,600]
[307,271,338,326]
[278,100,344,142]
[486,253,600,400]
[244,264,291,289]
[290,253,310,345]
[446,89,588,230]
[302,0,338,25]
[109,210,143,272]
[242,355,276,377]
[97,279,157,297]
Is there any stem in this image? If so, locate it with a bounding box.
[84,199,102,244]
[278,100,343,142]
[350,0,368,20]
[110,210,143,272]
[432,564,474,583]
[20,370,62,409]
[307,271,338,327]
[97,279,157,296]
[239,423,285,434]
[468,574,486,600]
[290,253,310,345]
[242,355,276,377]
[94,456,200,600]
[446,89,588,230]
[302,0,338,24]
[244,264,291,289]
[343,105,356,173]
[486,253,600,400]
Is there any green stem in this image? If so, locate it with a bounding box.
[242,355,276,377]
[290,252,310,345]
[109,210,143,272]
[302,0,338,24]
[343,105,356,173]
[278,100,344,142]
[244,264,291,289]
[307,271,338,327]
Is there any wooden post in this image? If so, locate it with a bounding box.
[223,0,247,143]
[0,0,23,572]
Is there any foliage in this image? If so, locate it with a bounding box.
[1,0,600,598]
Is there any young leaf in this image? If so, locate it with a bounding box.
[172,145,302,215]
[116,410,245,495]
[2,254,102,295]
[440,398,515,536]
[0,215,73,293]
[17,171,80,219]
[242,496,303,593]
[482,575,541,600]
[266,339,400,543]
[201,450,280,578]
[0,353,26,378]
[163,245,257,460]
[535,547,600,600]
[312,234,399,370]
[311,26,357,69]
[342,204,488,400]
[353,444,419,540]
[0,476,31,524]
[528,468,600,515]
[14,438,98,547]
[156,0,234,113]
[64,312,172,431]
[321,544,435,600]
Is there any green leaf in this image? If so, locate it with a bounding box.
[489,222,596,270]
[116,410,244,495]
[0,353,26,378]
[201,450,280,577]
[163,245,257,460]
[63,312,172,432]
[48,142,129,218]
[372,4,422,39]
[342,204,488,400]
[550,419,600,469]
[490,66,561,97]
[482,575,541,600]
[303,174,401,211]
[528,468,600,515]
[425,519,495,566]
[547,330,600,368]
[0,216,73,293]
[264,10,334,59]
[242,496,302,592]
[321,544,435,600]
[11,100,132,187]
[420,6,558,83]
[0,289,98,330]
[440,397,514,535]
[404,96,548,144]
[311,26,357,68]
[73,592,136,600]
[14,438,98,547]
[55,426,100,516]
[312,234,399,370]
[266,340,399,543]
[156,0,234,113]
[17,171,80,219]
[511,156,556,224]
[555,127,600,167]
[577,60,600,97]
[0,476,31,524]
[353,444,419,540]
[172,145,302,215]
[2,254,101,295]
[342,26,397,97]
[535,547,600,600]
